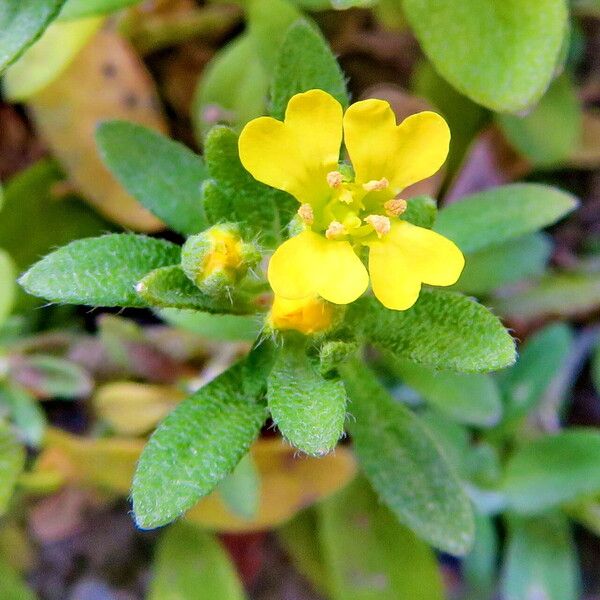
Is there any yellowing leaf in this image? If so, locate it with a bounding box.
[186,438,356,531]
[28,30,167,231]
[93,382,184,435]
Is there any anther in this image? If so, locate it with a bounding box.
[384,198,407,217]
[325,220,347,240]
[297,203,314,225]
[326,171,343,188]
[364,214,391,238]
[362,177,389,192]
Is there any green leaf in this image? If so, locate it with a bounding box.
[19,234,180,308]
[319,477,444,600]
[498,74,581,167]
[137,266,255,315]
[3,14,102,101]
[149,522,245,600]
[453,234,552,295]
[0,383,46,448]
[192,33,269,141]
[502,429,600,514]
[502,514,579,600]
[463,514,498,600]
[0,421,25,516]
[389,358,502,427]
[497,323,574,427]
[267,339,347,456]
[96,121,207,236]
[0,251,16,327]
[347,292,515,373]
[202,126,295,248]
[491,273,600,320]
[60,0,140,19]
[0,561,37,600]
[132,356,269,529]
[401,195,437,229]
[270,20,349,120]
[592,340,600,395]
[0,0,66,72]
[342,361,474,555]
[434,184,577,254]
[159,309,260,342]
[217,453,260,520]
[402,0,568,112]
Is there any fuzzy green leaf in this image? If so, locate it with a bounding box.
[390,358,502,427]
[402,0,568,112]
[59,0,140,19]
[137,266,254,315]
[453,234,552,295]
[401,195,437,229]
[342,361,475,556]
[434,184,577,254]
[502,429,600,514]
[96,121,207,236]
[0,0,66,72]
[348,291,515,373]
[202,126,295,249]
[270,20,349,120]
[132,356,269,529]
[19,234,180,307]
[267,339,347,456]
[217,453,260,520]
[149,522,245,600]
[0,422,25,516]
[502,514,579,600]
[497,74,581,167]
[319,478,444,600]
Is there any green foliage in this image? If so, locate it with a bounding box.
[96,121,208,236]
[132,356,270,529]
[193,34,269,141]
[0,561,37,600]
[202,126,296,248]
[502,429,600,514]
[319,478,444,600]
[0,251,16,326]
[342,361,474,555]
[59,0,140,19]
[390,358,502,427]
[402,0,568,112]
[502,514,579,600]
[19,234,181,308]
[217,453,260,520]
[267,339,347,456]
[498,74,581,167]
[401,195,437,229]
[453,234,552,295]
[497,323,574,428]
[0,383,46,448]
[0,422,25,516]
[136,266,254,314]
[270,20,349,120]
[434,184,577,254]
[462,514,498,600]
[348,292,516,373]
[492,273,600,320]
[592,340,600,395]
[0,0,66,72]
[149,522,245,600]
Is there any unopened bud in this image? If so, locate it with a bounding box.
[181,224,260,296]
[267,295,334,335]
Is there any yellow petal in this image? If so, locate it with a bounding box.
[268,231,369,305]
[368,221,464,310]
[268,295,334,334]
[343,100,450,194]
[238,89,343,204]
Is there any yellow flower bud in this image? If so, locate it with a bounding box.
[267,295,334,335]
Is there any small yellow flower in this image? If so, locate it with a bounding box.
[268,294,334,334]
[239,89,464,310]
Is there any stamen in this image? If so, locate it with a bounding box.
[364,214,391,238]
[362,177,389,192]
[297,203,314,225]
[326,171,343,188]
[384,198,407,217]
[325,220,347,240]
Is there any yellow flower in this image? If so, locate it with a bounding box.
[268,294,334,334]
[239,89,464,311]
